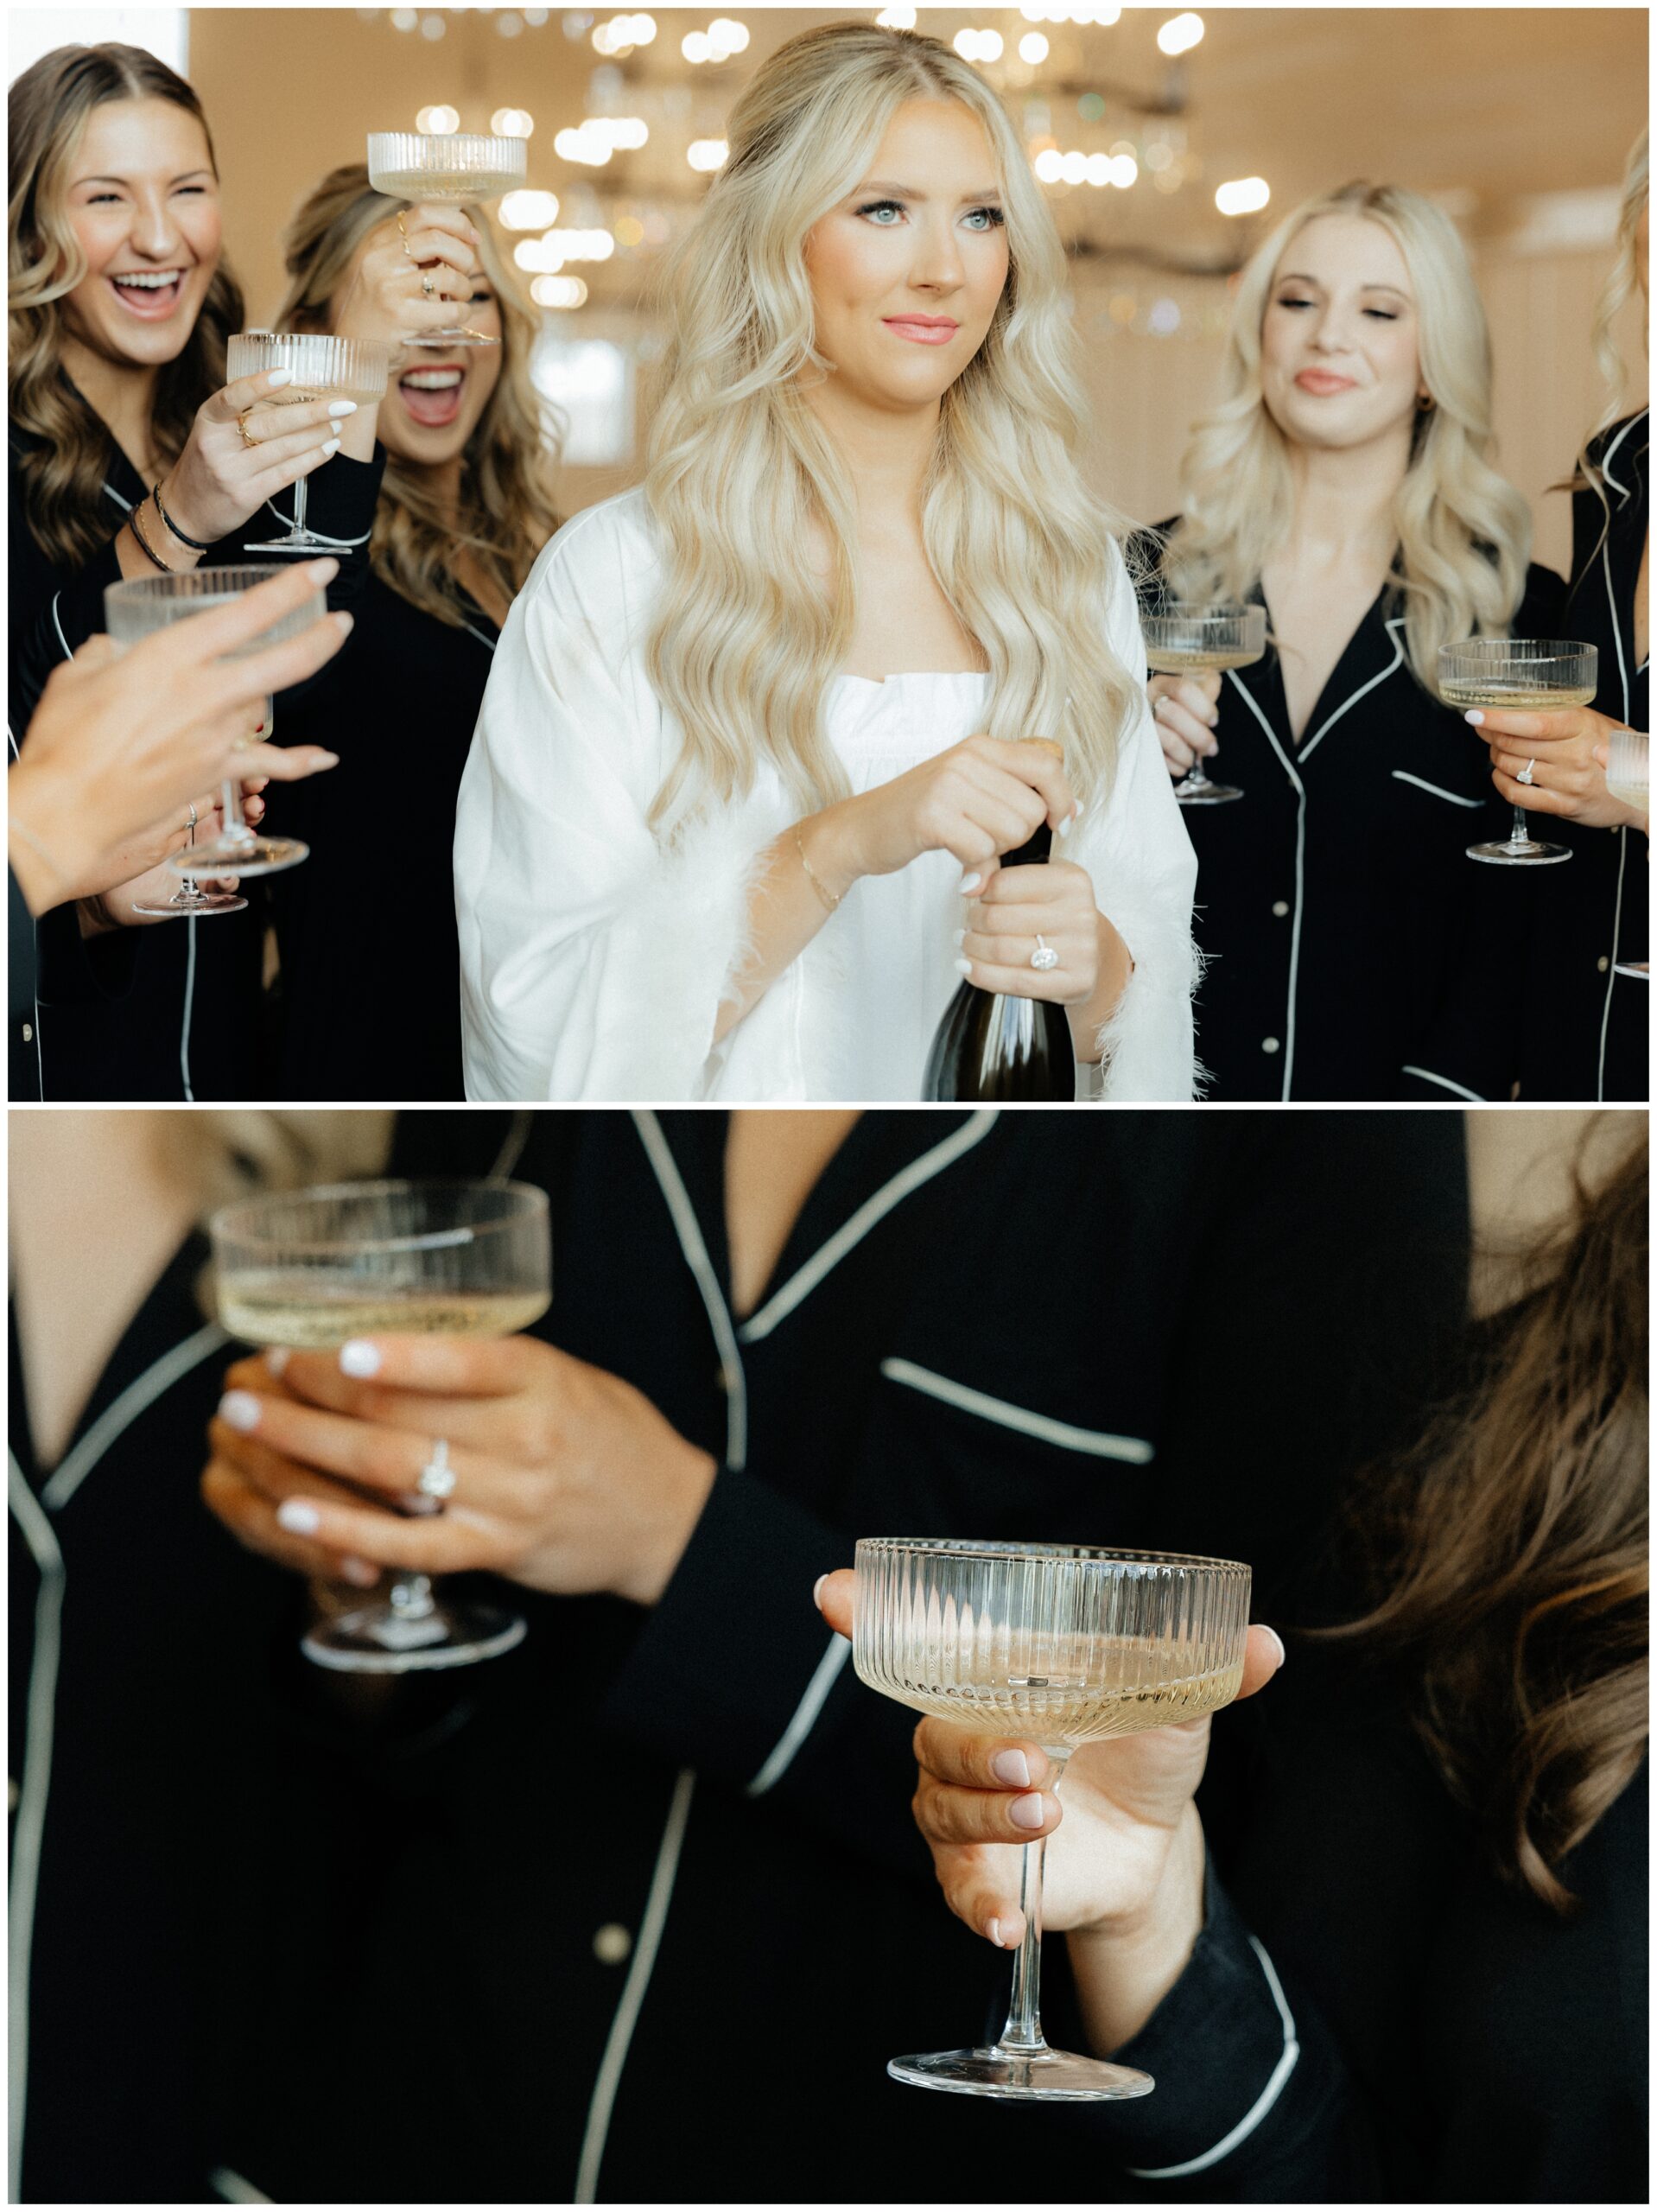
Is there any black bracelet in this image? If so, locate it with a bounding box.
[127,498,175,572]
[151,479,214,552]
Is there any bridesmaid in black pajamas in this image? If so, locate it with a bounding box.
[6,44,390,1101]
[1139,181,1559,1103]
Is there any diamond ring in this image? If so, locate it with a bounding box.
[416,1438,456,1501]
[1030,934,1060,973]
[1516,759,1536,785]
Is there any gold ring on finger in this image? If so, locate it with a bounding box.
[397,208,416,261]
[421,271,436,296]
[237,408,259,449]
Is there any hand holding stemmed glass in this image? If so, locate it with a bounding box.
[1144,603,1267,806]
[1438,639,1599,864]
[227,332,390,555]
[365,133,525,347]
[820,1563,1282,2072]
[844,1538,1252,2100]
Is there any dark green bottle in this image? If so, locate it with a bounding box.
[921,823,1073,1101]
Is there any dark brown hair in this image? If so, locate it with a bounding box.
[8,43,244,568]
[1320,1133,1647,1914]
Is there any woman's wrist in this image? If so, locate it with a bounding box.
[8,772,105,911]
[1067,910,1132,1064]
[798,800,864,900]
[1065,1802,1206,2055]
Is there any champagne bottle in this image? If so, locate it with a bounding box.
[922,823,1074,1101]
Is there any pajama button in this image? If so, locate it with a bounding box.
[1261,1037,1280,1054]
[1597,956,1610,972]
[594,1923,633,1965]
[1271,901,1289,918]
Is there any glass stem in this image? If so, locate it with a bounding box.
[291,470,310,540]
[996,1749,1069,2055]
[389,1572,437,1621]
[219,775,255,849]
[1510,804,1533,849]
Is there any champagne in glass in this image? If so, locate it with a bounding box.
[1438,639,1598,865]
[1605,727,1648,978]
[211,1178,551,1673]
[1143,602,1267,807]
[105,566,317,880]
[228,331,390,555]
[854,1538,1251,2101]
[365,132,527,347]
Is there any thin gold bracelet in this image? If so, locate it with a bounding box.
[795,824,841,915]
[128,497,177,573]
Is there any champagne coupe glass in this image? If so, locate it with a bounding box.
[105,566,315,879]
[127,792,246,921]
[365,132,528,346]
[1438,639,1597,866]
[210,1178,551,1673]
[228,331,390,554]
[854,1538,1251,2101]
[1605,726,1648,977]
[1142,603,1267,806]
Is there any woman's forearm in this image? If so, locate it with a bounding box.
[1065,1801,1207,2055]
[1068,909,1133,1065]
[712,804,858,1044]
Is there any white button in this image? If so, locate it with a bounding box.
[1271,901,1289,918]
[593,1923,633,1966]
[20,1023,31,1042]
[1597,956,1610,973]
[1261,1037,1280,1055]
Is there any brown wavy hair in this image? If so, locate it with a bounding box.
[275,164,561,627]
[8,43,244,569]
[1320,1131,1647,1914]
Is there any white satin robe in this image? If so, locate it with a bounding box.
[454,488,1198,1102]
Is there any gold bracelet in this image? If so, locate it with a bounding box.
[128,496,178,573]
[795,824,841,915]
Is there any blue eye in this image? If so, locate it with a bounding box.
[856,200,904,224]
[963,207,1006,231]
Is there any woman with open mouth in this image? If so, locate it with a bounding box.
[455,20,1197,1103]
[252,164,562,1102]
[1134,181,1565,1104]
[8,43,388,1103]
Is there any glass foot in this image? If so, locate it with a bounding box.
[1467,838,1571,866]
[243,530,341,554]
[130,887,247,917]
[1177,779,1244,805]
[888,2045,1154,2102]
[1614,961,1649,980]
[170,834,308,878]
[302,1596,527,1675]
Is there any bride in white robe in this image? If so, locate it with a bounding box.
[454,22,1198,1103]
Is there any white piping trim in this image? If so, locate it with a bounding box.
[881,1357,1154,1463]
[631,1112,746,1472]
[1597,410,1643,503]
[746,1636,852,1798]
[574,1766,696,2203]
[50,594,73,665]
[180,913,198,1102]
[209,2170,272,2203]
[1127,1936,1301,2179]
[41,1320,230,1511]
[1228,674,1305,1101]
[8,1459,63,2205]
[486,1109,534,1179]
[1390,771,1484,809]
[738,1111,999,1344]
[1400,1064,1483,1103]
[101,480,136,515]
[1596,527,1633,1103]
[1299,618,1406,764]
[462,620,498,654]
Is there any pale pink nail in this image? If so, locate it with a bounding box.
[1009,1792,1045,1831]
[991,1748,1031,1787]
[958,873,982,895]
[986,1916,1003,1948]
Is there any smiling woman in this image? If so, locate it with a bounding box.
[454,21,1198,1104]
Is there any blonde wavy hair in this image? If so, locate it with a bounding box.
[1571,130,1647,511]
[8,43,244,569]
[275,165,561,628]
[1159,181,1531,697]
[643,21,1139,832]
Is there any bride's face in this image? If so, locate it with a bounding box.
[803,98,1010,417]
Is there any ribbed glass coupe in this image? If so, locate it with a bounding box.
[854,1537,1251,2101]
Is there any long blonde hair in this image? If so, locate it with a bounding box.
[1161,181,1532,696]
[275,165,561,627]
[644,21,1139,832]
[1572,130,1647,512]
[8,43,244,569]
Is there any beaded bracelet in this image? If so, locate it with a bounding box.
[128,498,176,573]
[151,479,214,552]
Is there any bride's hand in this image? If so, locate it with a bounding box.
[807,734,1078,898]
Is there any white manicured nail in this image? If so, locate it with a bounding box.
[1056,814,1071,838]
[1463,709,1484,727]
[327,400,359,416]
[1009,1792,1046,1831]
[1263,1624,1286,1668]
[264,1347,290,1379]
[991,1748,1032,1786]
[277,1499,321,1535]
[267,367,295,387]
[958,873,981,895]
[987,1916,1004,1948]
[340,1339,381,1377]
[954,957,973,978]
[951,926,966,946]
[320,438,340,457]
[812,1573,828,1608]
[219,1389,261,1433]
